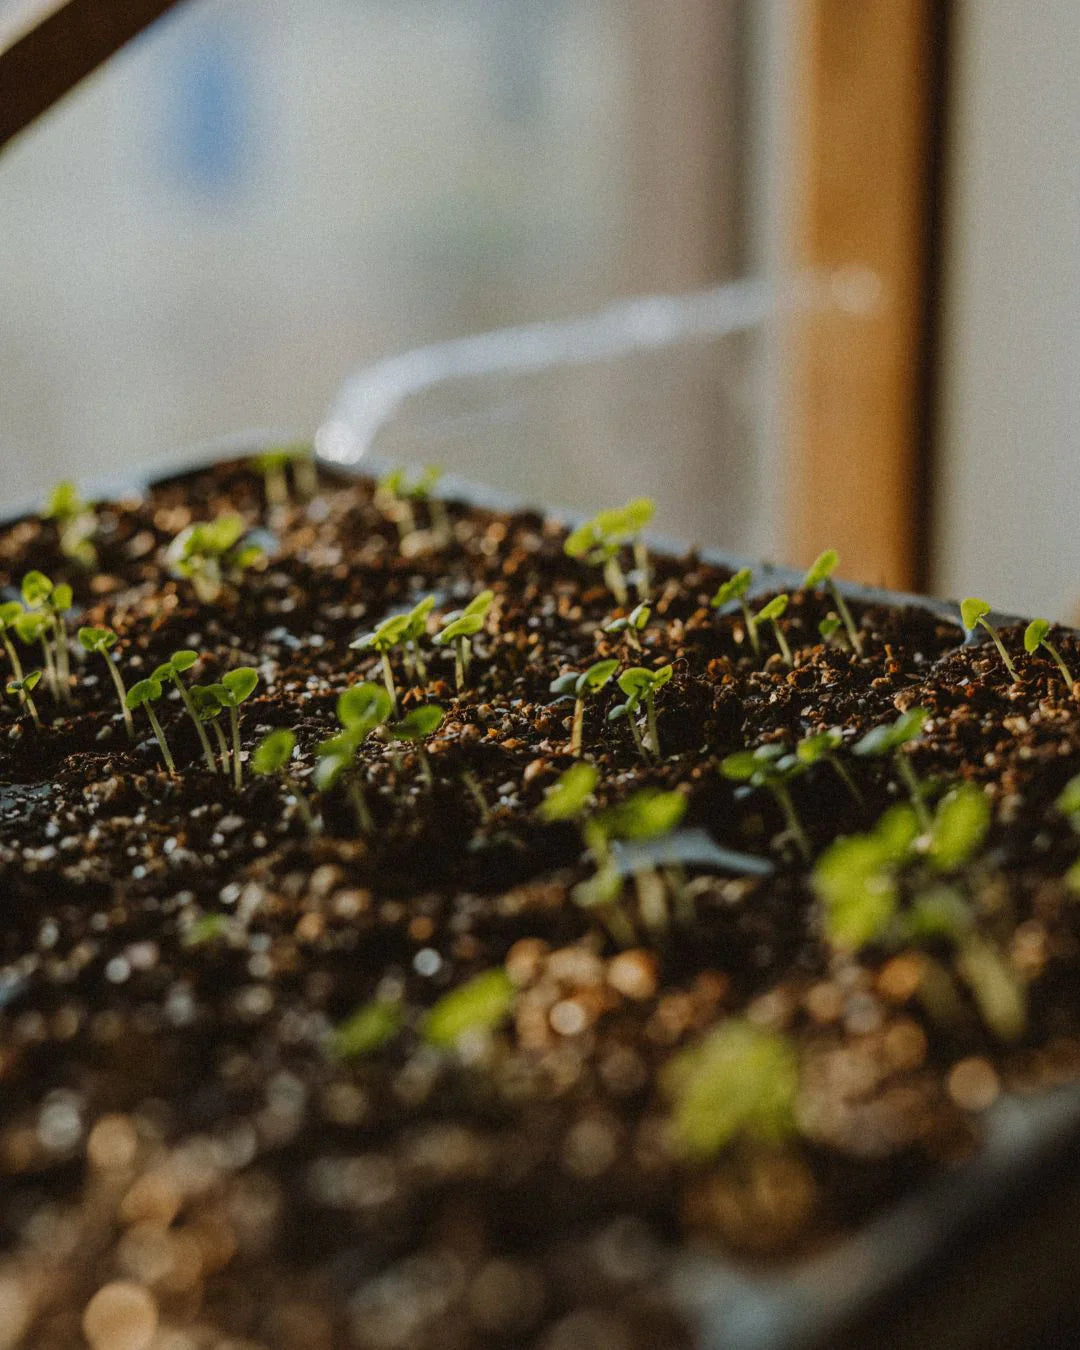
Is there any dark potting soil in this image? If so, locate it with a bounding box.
[1,459,1080,1349]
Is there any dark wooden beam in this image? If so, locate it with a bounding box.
[1,0,185,152]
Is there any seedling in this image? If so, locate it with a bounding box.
[796,727,863,804]
[537,762,598,822]
[925,782,991,872]
[608,663,673,760]
[385,702,445,785]
[6,670,42,728]
[753,594,792,666]
[423,967,516,1049]
[721,744,810,861]
[802,550,864,656]
[549,658,619,756]
[78,626,134,740]
[252,728,318,833]
[189,686,231,771]
[206,668,259,789]
[376,464,450,541]
[960,597,1019,682]
[329,999,402,1059]
[603,601,651,651]
[710,567,759,656]
[577,788,687,939]
[563,498,655,605]
[663,1019,798,1158]
[151,651,216,772]
[314,682,392,832]
[43,480,97,567]
[434,590,495,691]
[165,514,265,604]
[19,571,73,702]
[818,613,843,645]
[0,602,27,687]
[1024,618,1075,694]
[853,707,931,829]
[351,595,436,712]
[812,805,919,949]
[126,678,176,774]
[252,443,317,507]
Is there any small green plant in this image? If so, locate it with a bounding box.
[1023,619,1075,694]
[43,480,98,567]
[721,744,810,860]
[78,625,134,740]
[564,498,655,605]
[796,727,863,804]
[423,967,516,1049]
[663,1019,799,1159]
[753,594,793,666]
[818,613,843,645]
[165,514,265,604]
[252,443,317,507]
[960,597,1019,682]
[802,550,864,656]
[350,595,435,712]
[0,601,27,688]
[151,651,216,772]
[385,702,445,785]
[537,762,598,822]
[376,464,450,542]
[206,668,259,789]
[603,601,651,651]
[125,678,176,774]
[608,663,673,760]
[314,682,392,832]
[329,998,403,1058]
[710,567,759,656]
[853,707,931,828]
[252,728,318,832]
[549,657,619,756]
[6,669,42,729]
[19,571,73,703]
[434,590,495,691]
[189,686,231,771]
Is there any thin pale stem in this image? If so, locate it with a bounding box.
[3,634,25,685]
[265,464,288,508]
[462,769,489,822]
[416,745,433,786]
[380,651,398,714]
[634,868,668,932]
[284,776,319,833]
[828,753,864,804]
[627,712,650,761]
[981,620,1019,682]
[896,751,931,831]
[633,538,651,601]
[603,556,628,607]
[228,705,244,789]
[829,581,864,657]
[144,704,176,774]
[570,697,585,756]
[430,498,452,543]
[773,782,810,862]
[346,775,373,833]
[740,601,761,656]
[39,636,58,701]
[104,652,134,740]
[23,691,42,729]
[645,692,661,759]
[52,618,72,702]
[174,677,218,771]
[210,719,230,771]
[1042,639,1075,693]
[771,619,793,668]
[454,639,466,693]
[294,454,319,500]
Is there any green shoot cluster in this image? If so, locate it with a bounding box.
[166,514,265,604]
[961,598,1019,682]
[802,550,864,656]
[564,499,655,606]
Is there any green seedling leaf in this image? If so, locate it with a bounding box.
[1058,774,1080,821]
[21,571,53,607]
[853,707,929,758]
[927,783,991,872]
[338,681,392,732]
[77,625,117,653]
[803,549,839,589]
[217,667,258,705]
[15,611,50,643]
[313,734,355,790]
[813,835,900,949]
[0,601,23,629]
[189,686,224,720]
[125,678,163,710]
[252,728,296,775]
[43,481,84,520]
[170,649,199,673]
[663,1020,798,1159]
[904,885,973,942]
[956,938,1026,1043]
[51,583,73,612]
[6,670,42,695]
[577,658,619,695]
[617,664,673,699]
[423,968,516,1048]
[755,594,788,623]
[598,788,686,841]
[960,597,991,634]
[330,999,402,1058]
[538,762,598,822]
[1024,619,1050,654]
[819,614,842,641]
[434,612,484,645]
[462,589,495,619]
[182,913,230,947]
[388,703,444,741]
[796,727,843,765]
[710,567,752,608]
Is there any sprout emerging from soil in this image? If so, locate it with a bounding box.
[710,567,759,655]
[663,1019,799,1158]
[78,625,134,740]
[1023,618,1075,694]
[6,669,42,728]
[818,613,843,645]
[0,601,27,689]
[43,479,97,567]
[853,707,931,829]
[152,651,216,772]
[330,998,403,1059]
[537,762,598,823]
[189,686,232,773]
[564,498,655,605]
[434,590,494,691]
[549,658,619,756]
[812,804,919,949]
[351,596,435,712]
[252,443,317,507]
[385,702,445,785]
[252,728,318,833]
[608,663,673,760]
[126,678,176,774]
[721,744,810,861]
[796,727,863,804]
[19,571,73,703]
[376,464,450,542]
[423,967,516,1049]
[960,597,1019,682]
[603,601,651,651]
[753,594,793,666]
[166,514,265,604]
[206,667,259,789]
[802,550,864,656]
[315,682,392,832]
